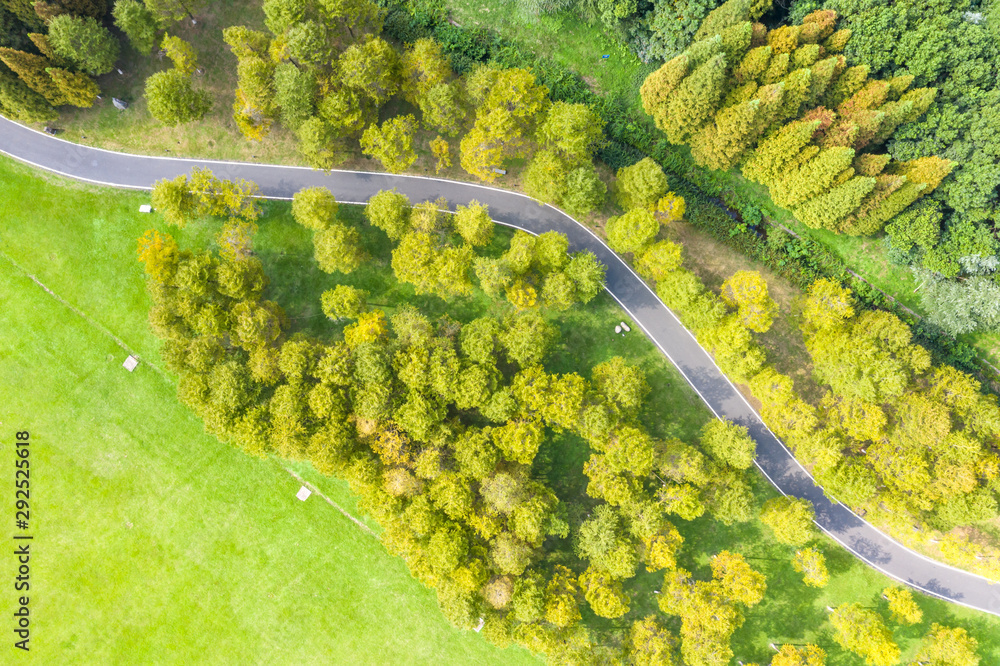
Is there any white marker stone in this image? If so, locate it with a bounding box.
[615,325,622,334]
[620,322,631,332]
[122,355,139,372]
[296,486,312,501]
[139,204,152,213]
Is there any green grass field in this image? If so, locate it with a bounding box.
[4,153,1000,663]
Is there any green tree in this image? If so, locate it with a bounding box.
[562,163,607,217]
[145,69,211,125]
[662,52,728,144]
[760,496,816,546]
[321,285,367,321]
[579,566,630,618]
[340,35,399,106]
[364,189,411,241]
[0,48,65,105]
[544,565,582,628]
[113,0,159,53]
[296,116,345,169]
[274,62,317,130]
[607,207,660,254]
[576,504,637,579]
[699,419,755,469]
[145,0,202,22]
[536,101,605,164]
[616,157,669,211]
[565,251,606,303]
[430,135,451,173]
[419,81,465,136]
[150,173,195,226]
[313,223,365,274]
[792,547,829,588]
[829,603,900,666]
[500,312,557,367]
[454,200,493,246]
[400,37,451,105]
[592,356,649,417]
[292,186,338,231]
[0,69,56,122]
[48,14,119,75]
[162,33,197,75]
[710,550,766,606]
[361,114,419,173]
[523,149,569,205]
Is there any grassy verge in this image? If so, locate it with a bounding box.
[5,153,1000,661]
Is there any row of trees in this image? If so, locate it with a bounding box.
[640,1,948,237]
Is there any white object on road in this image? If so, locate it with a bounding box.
[615,325,621,334]
[473,617,485,633]
[139,204,152,213]
[296,486,312,501]
[620,322,631,332]
[122,355,139,372]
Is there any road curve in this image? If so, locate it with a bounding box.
[3,115,1000,617]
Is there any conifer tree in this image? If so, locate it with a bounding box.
[735,45,771,84]
[823,64,869,109]
[741,119,819,184]
[690,98,761,170]
[641,54,690,126]
[770,146,855,208]
[113,0,160,54]
[0,71,56,122]
[45,67,98,107]
[794,176,876,232]
[662,53,728,144]
[0,48,65,104]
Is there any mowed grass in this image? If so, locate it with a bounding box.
[4,154,1000,663]
[0,155,537,664]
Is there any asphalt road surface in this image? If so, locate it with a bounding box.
[3,114,999,617]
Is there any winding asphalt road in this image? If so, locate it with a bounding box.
[3,115,1000,617]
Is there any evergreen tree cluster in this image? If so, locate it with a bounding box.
[640,1,949,237]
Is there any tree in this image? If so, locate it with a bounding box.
[544,565,582,628]
[760,496,816,546]
[48,14,119,75]
[591,356,649,417]
[492,418,544,465]
[536,101,605,164]
[579,566,630,618]
[636,240,683,282]
[45,67,98,107]
[575,504,637,579]
[690,97,762,170]
[274,62,317,130]
[490,531,533,575]
[430,135,451,173]
[314,223,365,274]
[616,157,669,210]
[770,644,826,666]
[145,0,202,22]
[661,53,728,144]
[882,585,922,625]
[340,36,399,106]
[292,186,338,231]
[913,624,980,666]
[523,149,569,205]
[137,229,179,283]
[162,33,197,75]
[700,419,755,469]
[565,251,606,303]
[710,550,766,606]
[792,547,829,588]
[720,270,778,333]
[500,312,557,367]
[113,0,159,53]
[562,164,607,217]
[454,200,493,246]
[0,70,56,123]
[828,603,900,666]
[364,189,411,241]
[321,285,367,320]
[629,615,679,665]
[150,173,195,226]
[361,114,418,173]
[400,37,451,105]
[0,48,65,105]
[296,116,345,169]
[145,69,211,125]
[607,207,660,255]
[419,81,465,135]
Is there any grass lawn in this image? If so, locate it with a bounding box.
[4,153,1000,662]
